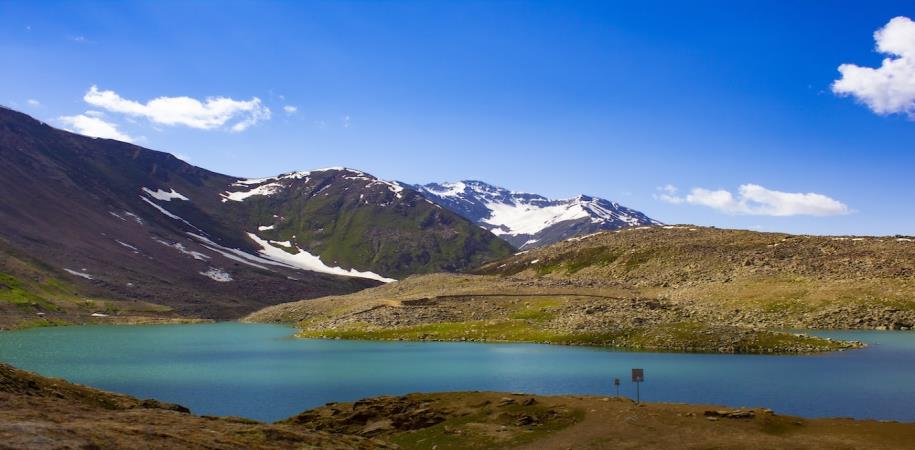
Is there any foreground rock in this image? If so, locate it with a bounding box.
[3,364,914,449]
[296,392,915,450]
[0,363,391,449]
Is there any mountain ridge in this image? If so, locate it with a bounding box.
[415,179,660,249]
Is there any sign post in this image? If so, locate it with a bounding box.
[631,368,644,404]
[613,377,620,397]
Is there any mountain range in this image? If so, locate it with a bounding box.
[0,105,657,326]
[0,106,512,325]
[416,180,660,248]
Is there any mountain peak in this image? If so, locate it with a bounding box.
[416,180,660,249]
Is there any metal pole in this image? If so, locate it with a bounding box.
[636,381,640,404]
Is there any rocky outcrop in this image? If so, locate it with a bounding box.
[0,363,394,449]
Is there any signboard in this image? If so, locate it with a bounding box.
[613,378,620,386]
[631,368,644,383]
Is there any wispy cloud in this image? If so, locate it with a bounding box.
[26,99,40,107]
[654,184,684,204]
[58,113,134,143]
[656,184,850,217]
[342,114,351,128]
[833,16,915,118]
[83,85,271,132]
[283,105,298,114]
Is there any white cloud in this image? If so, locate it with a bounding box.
[83,85,271,132]
[283,105,298,114]
[653,184,684,204]
[343,114,351,128]
[26,99,40,107]
[833,16,915,118]
[657,184,849,217]
[58,114,134,143]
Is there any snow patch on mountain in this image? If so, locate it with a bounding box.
[153,238,211,261]
[140,196,201,231]
[187,232,275,271]
[64,268,94,280]
[247,233,395,283]
[223,182,287,201]
[222,167,407,202]
[142,187,188,201]
[115,240,139,252]
[109,210,144,224]
[417,180,660,249]
[368,180,405,199]
[483,200,590,236]
[200,267,233,282]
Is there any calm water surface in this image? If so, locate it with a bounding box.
[0,323,913,422]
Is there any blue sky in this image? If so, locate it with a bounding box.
[1,0,913,235]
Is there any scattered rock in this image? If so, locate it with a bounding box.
[704,409,755,419]
[515,415,537,426]
[497,397,516,407]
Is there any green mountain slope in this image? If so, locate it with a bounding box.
[216,168,514,279]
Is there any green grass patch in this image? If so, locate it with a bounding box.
[0,273,46,305]
[299,319,560,343]
[15,317,69,329]
[299,319,853,354]
[623,249,656,271]
[533,247,625,276]
[509,297,560,322]
[388,402,584,450]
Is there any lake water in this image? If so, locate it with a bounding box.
[0,323,913,423]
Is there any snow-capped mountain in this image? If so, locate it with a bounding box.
[415,180,661,249]
[218,167,511,280]
[0,106,511,324]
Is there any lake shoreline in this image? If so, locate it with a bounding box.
[3,316,214,332]
[3,361,915,449]
[292,324,866,354]
[2,323,914,423]
[5,316,870,355]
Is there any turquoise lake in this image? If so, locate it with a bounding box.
[1,323,913,423]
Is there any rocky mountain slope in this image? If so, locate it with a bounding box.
[476,226,915,328]
[0,106,510,326]
[415,180,660,249]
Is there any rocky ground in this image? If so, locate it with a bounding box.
[0,363,391,450]
[3,363,915,449]
[295,392,915,450]
[245,274,868,353]
[246,226,915,352]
